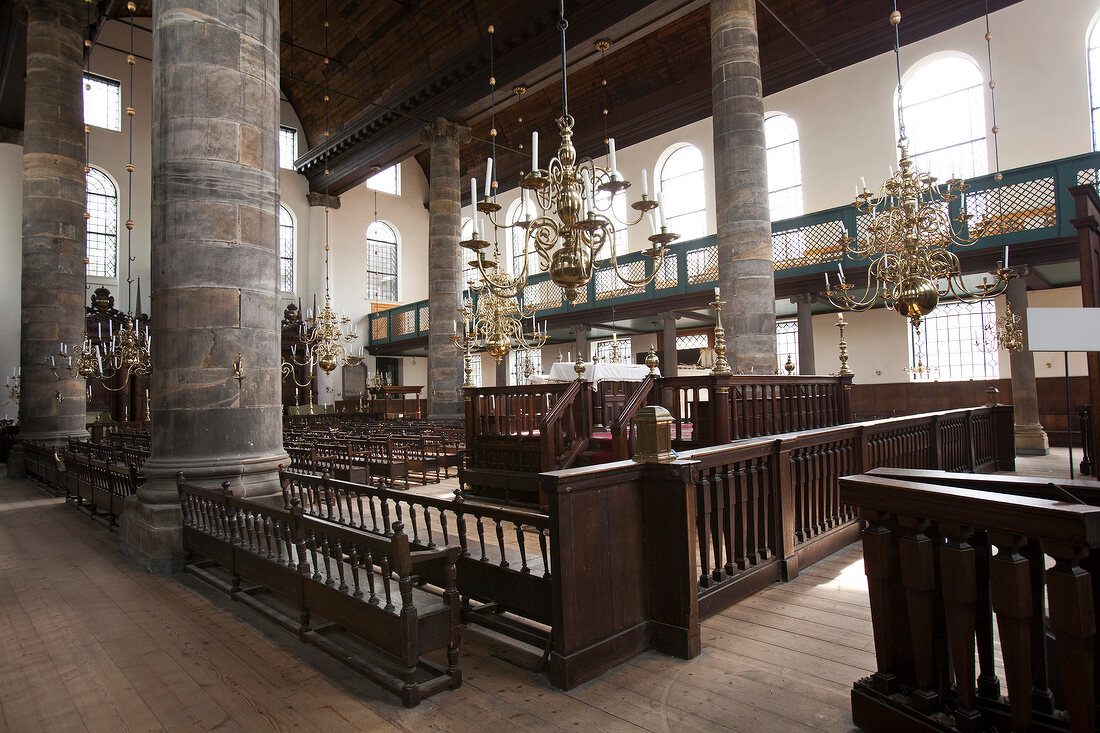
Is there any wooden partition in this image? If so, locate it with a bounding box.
[541,405,1013,689]
[841,470,1100,733]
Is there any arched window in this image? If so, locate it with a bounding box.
[86,167,117,278]
[460,217,478,288]
[594,187,628,258]
[658,144,707,240]
[899,56,987,181]
[764,114,803,221]
[278,205,295,293]
[1089,18,1100,151]
[508,197,537,276]
[365,221,398,302]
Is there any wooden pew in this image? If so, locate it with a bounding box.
[177,476,462,707]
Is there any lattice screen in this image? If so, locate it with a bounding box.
[686,246,718,284]
[394,310,415,336]
[772,220,845,270]
[418,304,429,332]
[371,317,388,341]
[1077,168,1098,187]
[523,279,563,312]
[656,252,679,290]
[966,177,1056,236]
[594,260,646,300]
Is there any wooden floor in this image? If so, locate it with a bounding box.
[0,468,873,732]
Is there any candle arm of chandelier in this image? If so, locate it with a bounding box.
[281,360,315,387]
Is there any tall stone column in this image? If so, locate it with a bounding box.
[793,295,816,374]
[495,357,508,388]
[660,311,679,377]
[712,0,775,373]
[120,0,285,572]
[420,118,470,419]
[15,0,88,458]
[1006,271,1049,455]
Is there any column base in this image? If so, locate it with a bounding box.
[118,496,184,574]
[1015,423,1050,456]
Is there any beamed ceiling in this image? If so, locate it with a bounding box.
[0,0,1025,202]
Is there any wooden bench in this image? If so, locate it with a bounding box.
[177,475,462,707]
[62,450,142,529]
[348,438,409,490]
[312,442,368,484]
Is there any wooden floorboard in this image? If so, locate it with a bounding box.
[0,468,872,732]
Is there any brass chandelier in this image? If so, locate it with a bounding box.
[461,0,678,305]
[823,3,1012,331]
[452,287,548,371]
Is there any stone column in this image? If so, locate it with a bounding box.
[1006,272,1049,455]
[660,312,678,377]
[15,0,89,459]
[793,295,816,374]
[573,324,590,362]
[420,118,470,419]
[712,0,775,373]
[495,357,508,388]
[120,0,286,572]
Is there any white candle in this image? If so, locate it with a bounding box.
[1003,246,1009,268]
[642,169,648,198]
[860,176,866,191]
[648,212,657,235]
[960,191,966,211]
[608,138,617,175]
[714,286,720,299]
[484,158,493,197]
[470,177,478,225]
[855,184,860,198]
[531,131,538,171]
[581,170,592,214]
[838,261,845,281]
[50,355,55,367]
[109,320,113,339]
[825,272,830,289]
[657,191,666,229]
[453,320,457,333]
[522,189,531,218]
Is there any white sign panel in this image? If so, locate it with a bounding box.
[1027,308,1100,352]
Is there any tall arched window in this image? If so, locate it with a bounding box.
[658,144,707,240]
[1089,18,1100,151]
[899,56,987,181]
[764,114,803,221]
[278,205,295,293]
[460,217,478,288]
[86,167,117,278]
[365,221,398,302]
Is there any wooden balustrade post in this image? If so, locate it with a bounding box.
[965,411,978,473]
[858,509,900,694]
[930,415,944,470]
[1045,545,1096,733]
[992,405,1016,471]
[839,374,854,424]
[643,460,702,659]
[989,532,1034,733]
[775,439,799,580]
[939,523,982,733]
[897,517,942,714]
[713,375,732,446]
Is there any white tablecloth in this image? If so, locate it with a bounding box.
[544,362,658,384]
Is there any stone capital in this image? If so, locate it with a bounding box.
[306,191,341,209]
[658,311,681,321]
[419,117,472,146]
[790,293,818,305]
[570,323,592,336]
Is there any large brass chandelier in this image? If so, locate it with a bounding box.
[823,3,1012,331]
[461,0,678,304]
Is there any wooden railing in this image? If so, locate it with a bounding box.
[540,404,1014,690]
[840,469,1100,733]
[610,375,655,460]
[462,381,590,505]
[279,468,553,634]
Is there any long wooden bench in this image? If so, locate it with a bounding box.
[177,476,462,707]
[62,449,142,529]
